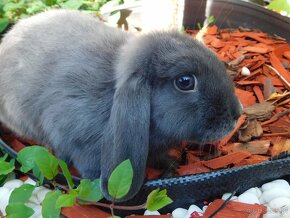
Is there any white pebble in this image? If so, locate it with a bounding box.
[281,209,290,217]
[35,187,51,203]
[0,187,11,215]
[269,197,290,211]
[144,210,160,215]
[263,212,281,218]
[172,208,187,218]
[24,178,37,186]
[29,193,40,205]
[272,179,289,185]
[241,66,251,76]
[262,180,290,192]
[238,192,260,204]
[231,196,239,201]
[185,205,203,218]
[243,187,262,198]
[260,188,290,204]
[3,179,23,190]
[187,205,203,213]
[25,202,39,209]
[222,193,232,200]
[30,187,45,205]
[34,186,46,193]
[269,206,290,218]
[222,193,238,201]
[25,202,43,218]
[30,204,42,218]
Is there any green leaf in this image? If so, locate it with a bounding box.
[32,164,44,185]
[0,175,8,186]
[61,0,83,9]
[197,22,202,30]
[3,1,25,12]
[208,15,215,25]
[55,193,76,208]
[17,146,59,180]
[26,1,47,14]
[17,146,48,173]
[108,159,133,199]
[6,184,35,218]
[5,203,34,218]
[43,0,58,6]
[0,18,9,33]
[42,190,62,218]
[9,158,15,166]
[0,153,8,161]
[34,150,59,180]
[146,188,173,211]
[0,0,4,12]
[88,2,102,10]
[0,159,15,175]
[76,179,103,202]
[58,159,74,189]
[9,184,35,204]
[268,0,290,14]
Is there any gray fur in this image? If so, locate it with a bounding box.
[0,10,242,201]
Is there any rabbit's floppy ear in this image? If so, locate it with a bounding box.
[100,71,151,201]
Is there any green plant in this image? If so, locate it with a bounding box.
[267,0,290,16]
[0,154,15,186]
[197,15,215,30]
[0,0,122,34]
[0,146,172,218]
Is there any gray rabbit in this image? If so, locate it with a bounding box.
[0,10,242,201]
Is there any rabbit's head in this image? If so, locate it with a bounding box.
[101,32,242,201]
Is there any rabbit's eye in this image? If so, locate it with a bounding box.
[174,74,197,92]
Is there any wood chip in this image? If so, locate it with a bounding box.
[203,151,252,170]
[145,168,162,180]
[235,88,256,108]
[126,216,171,218]
[206,25,218,35]
[253,86,264,103]
[271,137,290,157]
[242,46,270,54]
[236,80,263,86]
[228,55,246,67]
[243,102,275,121]
[283,51,290,60]
[238,119,263,142]
[263,78,276,99]
[234,155,269,167]
[203,199,267,218]
[225,140,270,155]
[269,53,290,89]
[261,108,290,126]
[217,115,247,147]
[177,162,210,176]
[62,204,111,218]
[268,117,290,133]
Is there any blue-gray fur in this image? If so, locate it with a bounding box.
[0,10,242,201]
